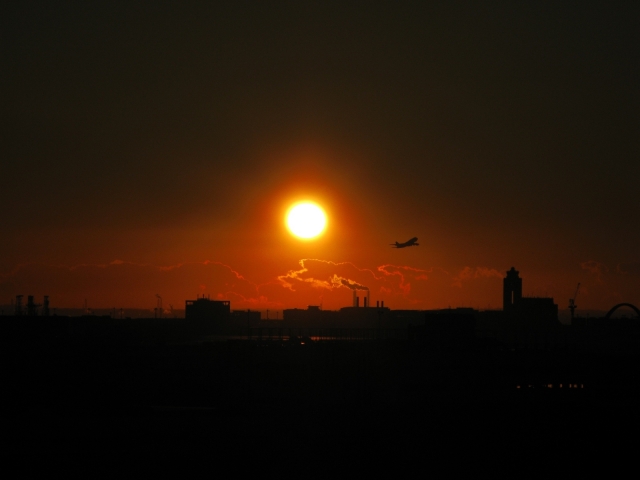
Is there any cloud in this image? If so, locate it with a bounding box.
[615,262,640,276]
[580,260,609,283]
[277,259,380,292]
[0,260,271,309]
[0,257,523,311]
[276,260,332,291]
[452,266,502,288]
[377,264,431,296]
[275,260,434,305]
[272,258,640,311]
[273,259,640,311]
[574,260,640,308]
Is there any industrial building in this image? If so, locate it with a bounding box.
[185,296,230,321]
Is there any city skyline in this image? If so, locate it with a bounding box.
[0,261,633,319]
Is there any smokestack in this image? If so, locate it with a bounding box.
[15,295,23,316]
[364,296,368,308]
[27,295,36,317]
[43,296,50,317]
[381,301,384,308]
[356,296,360,308]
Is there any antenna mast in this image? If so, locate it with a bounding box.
[569,283,580,322]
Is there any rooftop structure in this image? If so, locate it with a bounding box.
[185,295,230,321]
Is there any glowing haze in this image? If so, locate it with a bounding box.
[1,3,638,316]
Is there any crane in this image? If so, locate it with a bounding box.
[568,283,580,322]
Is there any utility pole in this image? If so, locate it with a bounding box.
[43,296,50,317]
[569,283,581,322]
[155,294,162,318]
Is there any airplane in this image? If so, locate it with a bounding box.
[390,237,419,248]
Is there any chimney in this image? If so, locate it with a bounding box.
[353,289,357,307]
[27,295,36,316]
[43,296,50,317]
[356,296,360,308]
[15,295,23,316]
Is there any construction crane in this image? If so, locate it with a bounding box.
[568,283,580,321]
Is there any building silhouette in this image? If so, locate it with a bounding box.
[502,267,558,325]
[503,267,522,312]
[185,296,230,321]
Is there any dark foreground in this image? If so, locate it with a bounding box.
[5,335,640,471]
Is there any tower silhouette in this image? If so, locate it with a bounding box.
[503,267,522,312]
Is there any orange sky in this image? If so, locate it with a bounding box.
[2,146,638,315]
[2,3,638,315]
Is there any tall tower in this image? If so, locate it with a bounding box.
[503,267,522,312]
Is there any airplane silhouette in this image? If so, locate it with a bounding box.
[390,237,419,248]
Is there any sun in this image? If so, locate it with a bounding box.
[286,202,327,239]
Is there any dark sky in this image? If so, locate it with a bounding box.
[2,1,639,312]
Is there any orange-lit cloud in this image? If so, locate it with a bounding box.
[615,262,640,276]
[3,258,442,311]
[580,260,608,283]
[4,257,638,313]
[451,266,503,288]
[275,260,503,309]
[277,259,381,293]
[574,260,640,310]
[0,260,266,311]
[377,264,431,296]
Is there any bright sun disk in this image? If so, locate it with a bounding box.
[286,202,327,239]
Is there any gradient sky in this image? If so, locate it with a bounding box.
[2,1,639,314]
